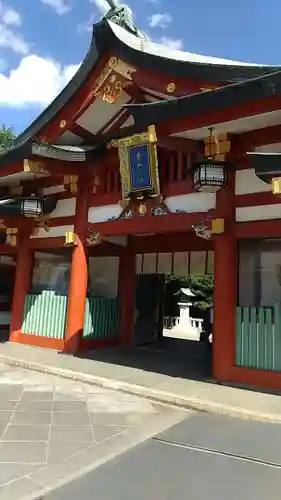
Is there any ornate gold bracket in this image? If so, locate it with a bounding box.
[272,177,281,195]
[204,130,230,161]
[86,232,103,246]
[64,231,78,246]
[6,227,18,246]
[192,217,225,240]
[64,175,78,194]
[92,56,136,104]
[23,159,48,175]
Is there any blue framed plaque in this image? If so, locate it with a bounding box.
[111,125,160,201]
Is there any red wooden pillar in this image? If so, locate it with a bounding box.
[212,169,237,381]
[118,248,135,346]
[10,237,33,342]
[64,179,89,354]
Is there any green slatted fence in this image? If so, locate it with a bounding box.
[21,291,68,339]
[236,304,281,372]
[83,297,119,339]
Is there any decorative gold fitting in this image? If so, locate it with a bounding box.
[211,218,225,235]
[166,82,176,93]
[204,130,230,160]
[23,159,47,174]
[6,227,18,246]
[86,232,102,246]
[64,175,78,194]
[272,177,281,195]
[60,120,67,129]
[64,231,77,246]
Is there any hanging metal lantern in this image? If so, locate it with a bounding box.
[192,159,226,193]
[20,196,43,217]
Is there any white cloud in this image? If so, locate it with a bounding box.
[149,12,172,29]
[78,13,96,33]
[0,1,28,53]
[40,0,72,15]
[90,0,115,15]
[0,23,29,54]
[2,7,21,26]
[0,55,81,108]
[159,36,183,50]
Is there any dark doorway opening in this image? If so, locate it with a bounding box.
[133,273,213,380]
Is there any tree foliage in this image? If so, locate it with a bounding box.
[0,124,16,152]
[164,274,214,317]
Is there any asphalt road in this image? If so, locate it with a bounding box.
[45,411,281,500]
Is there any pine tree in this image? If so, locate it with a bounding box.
[0,125,16,152]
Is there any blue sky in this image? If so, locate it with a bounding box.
[1,0,281,135]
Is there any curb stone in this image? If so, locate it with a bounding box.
[1,354,281,424]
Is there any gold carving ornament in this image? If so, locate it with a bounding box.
[6,227,18,246]
[23,159,48,175]
[92,57,136,104]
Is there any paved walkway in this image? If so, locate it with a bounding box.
[1,342,281,423]
[0,364,185,500]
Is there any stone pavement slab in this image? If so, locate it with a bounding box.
[1,342,281,423]
[0,363,186,500]
[44,414,281,500]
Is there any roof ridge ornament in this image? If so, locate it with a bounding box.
[102,1,146,39]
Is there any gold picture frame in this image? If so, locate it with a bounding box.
[111,125,160,201]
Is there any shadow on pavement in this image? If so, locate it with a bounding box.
[75,337,213,384]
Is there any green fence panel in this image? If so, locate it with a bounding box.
[242,307,250,367]
[249,307,258,369]
[273,304,281,372]
[21,291,67,339]
[83,297,119,340]
[236,304,281,372]
[257,308,265,371]
[265,308,273,371]
[236,307,243,366]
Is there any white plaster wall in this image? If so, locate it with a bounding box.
[30,225,74,239]
[236,204,281,222]
[49,198,76,218]
[235,168,271,195]
[165,193,216,213]
[88,204,123,223]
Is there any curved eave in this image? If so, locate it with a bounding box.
[0,141,97,168]
[125,70,281,129]
[248,152,281,182]
[102,21,280,84]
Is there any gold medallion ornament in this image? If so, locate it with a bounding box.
[60,120,67,128]
[166,82,176,93]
